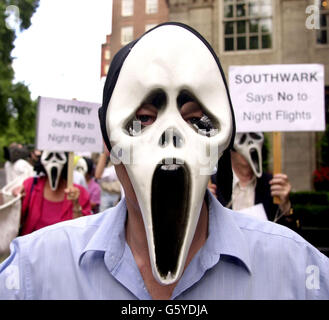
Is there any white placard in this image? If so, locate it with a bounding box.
[36,97,103,152]
[229,64,325,132]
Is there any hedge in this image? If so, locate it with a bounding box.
[290,191,329,227]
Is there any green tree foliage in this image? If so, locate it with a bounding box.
[0,0,39,164]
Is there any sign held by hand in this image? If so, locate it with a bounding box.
[36,96,103,153]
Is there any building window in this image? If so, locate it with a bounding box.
[317,1,329,44]
[223,0,273,51]
[104,64,109,75]
[122,0,134,17]
[121,26,134,45]
[145,23,157,32]
[146,0,158,14]
[104,49,111,60]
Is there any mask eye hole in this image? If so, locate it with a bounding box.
[135,104,158,126]
[239,134,247,145]
[144,89,167,110]
[177,90,219,137]
[56,153,64,161]
[249,132,262,140]
[44,152,53,161]
[126,89,166,136]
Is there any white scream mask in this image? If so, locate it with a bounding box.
[234,132,264,178]
[100,23,235,285]
[41,151,67,191]
[75,157,88,176]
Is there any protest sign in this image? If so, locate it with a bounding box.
[229,64,325,204]
[229,64,325,133]
[36,96,103,153]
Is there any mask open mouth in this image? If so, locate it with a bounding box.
[151,159,190,279]
[250,148,260,174]
[50,166,58,189]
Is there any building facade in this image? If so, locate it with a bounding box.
[168,0,329,191]
[101,0,169,77]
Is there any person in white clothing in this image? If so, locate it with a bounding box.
[212,132,296,229]
[95,152,123,211]
[3,143,34,186]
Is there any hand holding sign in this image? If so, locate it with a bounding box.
[64,185,82,219]
[229,64,325,206]
[269,173,292,212]
[64,186,80,202]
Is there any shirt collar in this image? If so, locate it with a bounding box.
[79,198,127,267]
[79,191,252,274]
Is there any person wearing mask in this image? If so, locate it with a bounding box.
[0,23,328,300]
[15,150,91,235]
[211,132,297,229]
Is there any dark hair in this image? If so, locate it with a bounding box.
[7,145,30,163]
[3,146,10,161]
[83,157,94,176]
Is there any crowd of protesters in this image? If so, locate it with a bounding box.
[1,144,122,237]
[1,134,295,238]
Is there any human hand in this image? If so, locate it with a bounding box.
[65,186,82,218]
[64,186,80,202]
[12,185,25,197]
[269,173,291,214]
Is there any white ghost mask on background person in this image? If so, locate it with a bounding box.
[233,132,264,178]
[41,151,67,191]
[99,23,235,285]
[75,157,88,176]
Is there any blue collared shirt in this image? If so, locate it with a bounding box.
[1,192,329,299]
